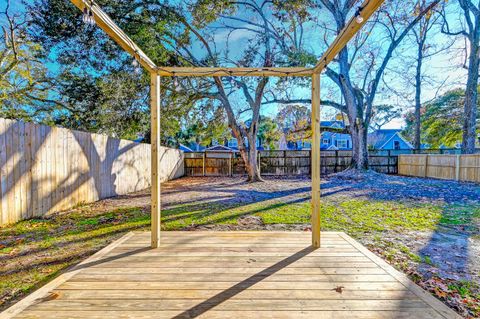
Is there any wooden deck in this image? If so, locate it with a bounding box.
[2,231,460,319]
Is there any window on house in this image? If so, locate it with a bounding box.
[337,140,348,148]
[394,140,400,150]
[228,139,238,148]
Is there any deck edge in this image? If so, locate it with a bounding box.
[338,232,462,319]
[0,232,135,319]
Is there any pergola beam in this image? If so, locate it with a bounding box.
[313,0,385,73]
[156,67,313,77]
[70,0,157,73]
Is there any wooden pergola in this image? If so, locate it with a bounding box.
[70,0,385,249]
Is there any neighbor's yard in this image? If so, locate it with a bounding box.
[1,172,479,317]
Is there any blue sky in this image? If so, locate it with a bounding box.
[193,2,468,129]
[6,0,468,130]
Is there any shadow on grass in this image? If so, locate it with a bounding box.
[0,222,150,277]
[161,195,310,229]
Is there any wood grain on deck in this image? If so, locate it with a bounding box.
[1,232,461,319]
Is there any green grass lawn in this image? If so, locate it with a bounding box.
[1,196,479,315]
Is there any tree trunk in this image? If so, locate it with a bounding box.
[462,39,479,154]
[349,118,369,170]
[414,38,424,150]
[231,127,262,182]
[246,136,262,182]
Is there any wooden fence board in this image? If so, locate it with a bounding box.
[0,119,8,224]
[399,154,480,183]
[0,118,184,226]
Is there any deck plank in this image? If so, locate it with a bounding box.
[15,310,445,319]
[57,281,411,290]
[70,273,397,282]
[52,289,418,300]
[27,299,432,311]
[1,231,461,319]
[79,267,388,275]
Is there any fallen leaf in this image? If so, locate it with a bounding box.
[36,292,60,303]
[333,286,344,293]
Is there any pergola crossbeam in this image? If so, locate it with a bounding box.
[313,0,385,73]
[157,67,313,77]
[70,0,157,73]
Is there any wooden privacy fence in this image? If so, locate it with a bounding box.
[184,150,399,177]
[398,154,480,183]
[0,118,184,226]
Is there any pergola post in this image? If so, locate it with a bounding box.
[150,73,161,248]
[311,73,321,248]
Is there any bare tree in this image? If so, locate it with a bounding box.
[413,1,438,149]
[318,0,440,169]
[263,0,440,169]
[153,1,314,182]
[391,1,450,149]
[0,0,57,118]
[442,0,480,153]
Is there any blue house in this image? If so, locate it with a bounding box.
[282,129,412,151]
[181,137,263,153]
[320,132,352,150]
[367,129,413,150]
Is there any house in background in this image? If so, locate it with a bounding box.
[281,129,413,151]
[277,120,349,151]
[367,129,413,150]
[180,142,206,152]
[320,132,352,150]
[320,120,347,131]
[225,137,263,150]
[180,124,414,153]
[181,137,263,153]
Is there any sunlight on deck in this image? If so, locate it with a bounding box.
[2,232,460,319]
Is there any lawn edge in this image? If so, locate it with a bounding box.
[0,232,135,319]
[339,232,462,319]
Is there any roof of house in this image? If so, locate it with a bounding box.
[368,129,413,149]
[179,143,193,152]
[320,121,346,130]
[206,145,235,152]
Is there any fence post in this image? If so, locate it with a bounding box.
[229,152,233,177]
[387,150,391,174]
[202,152,206,176]
[258,150,261,175]
[424,154,429,177]
[309,149,312,176]
[334,150,338,173]
[183,154,187,177]
[455,155,461,181]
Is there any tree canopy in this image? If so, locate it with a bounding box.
[1,0,477,162]
[404,88,479,148]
